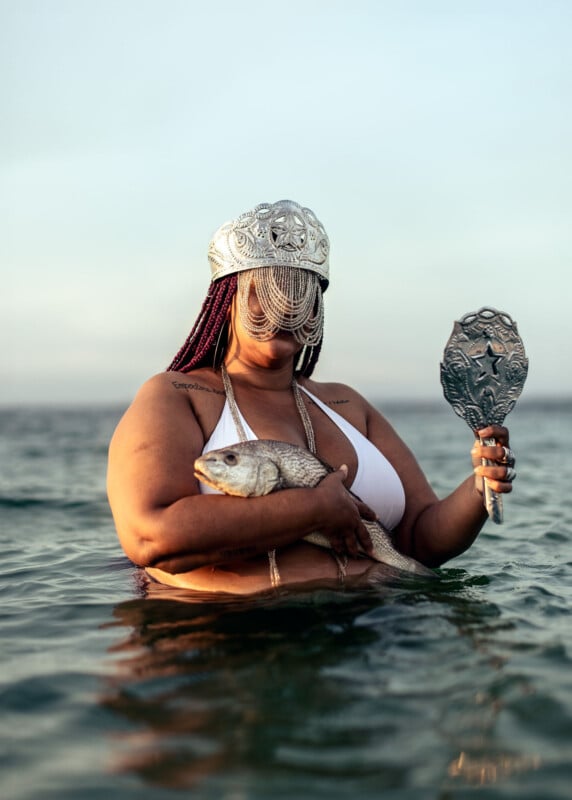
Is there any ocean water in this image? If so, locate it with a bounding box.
[1,400,571,799]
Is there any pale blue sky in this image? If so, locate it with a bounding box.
[2,0,570,405]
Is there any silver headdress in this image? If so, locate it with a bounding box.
[208,200,330,287]
[209,200,329,347]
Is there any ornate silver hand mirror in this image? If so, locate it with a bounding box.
[440,307,528,523]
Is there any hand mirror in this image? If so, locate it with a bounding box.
[440,307,528,523]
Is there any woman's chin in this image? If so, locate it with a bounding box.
[259,334,302,362]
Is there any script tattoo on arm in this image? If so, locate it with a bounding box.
[171,381,225,396]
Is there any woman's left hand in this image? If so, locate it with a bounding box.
[471,424,516,495]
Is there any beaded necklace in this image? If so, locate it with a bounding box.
[220,363,316,588]
[220,363,316,454]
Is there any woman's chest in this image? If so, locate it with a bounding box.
[211,393,365,485]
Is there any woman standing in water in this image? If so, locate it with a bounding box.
[107,199,516,594]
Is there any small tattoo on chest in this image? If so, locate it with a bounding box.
[327,398,349,405]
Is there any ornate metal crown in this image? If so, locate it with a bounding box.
[208,200,330,287]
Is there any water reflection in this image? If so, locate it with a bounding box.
[101,570,542,794]
[102,579,384,790]
[448,751,541,785]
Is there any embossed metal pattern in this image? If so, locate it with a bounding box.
[440,307,528,524]
[440,308,528,432]
[208,200,330,285]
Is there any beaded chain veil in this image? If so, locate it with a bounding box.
[237,266,324,347]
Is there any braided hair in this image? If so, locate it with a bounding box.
[167,275,237,373]
[166,274,323,377]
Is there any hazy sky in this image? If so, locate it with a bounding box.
[2,0,570,406]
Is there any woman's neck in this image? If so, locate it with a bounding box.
[222,356,296,393]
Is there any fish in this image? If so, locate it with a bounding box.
[194,439,436,579]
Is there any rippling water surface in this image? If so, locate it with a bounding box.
[1,401,571,799]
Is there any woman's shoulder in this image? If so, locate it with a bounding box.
[302,377,368,407]
[134,368,224,402]
[111,369,224,450]
[301,378,373,434]
[303,377,396,434]
[114,369,221,429]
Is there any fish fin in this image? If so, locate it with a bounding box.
[252,460,282,496]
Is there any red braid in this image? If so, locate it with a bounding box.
[167,275,238,372]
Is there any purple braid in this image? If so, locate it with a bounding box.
[167,275,238,373]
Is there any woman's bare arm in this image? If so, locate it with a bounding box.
[364,400,512,567]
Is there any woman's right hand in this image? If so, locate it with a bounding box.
[314,466,376,558]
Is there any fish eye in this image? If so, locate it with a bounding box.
[223,452,238,465]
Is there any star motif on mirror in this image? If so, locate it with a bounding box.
[471,342,503,382]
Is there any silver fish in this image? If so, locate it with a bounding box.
[194,439,436,579]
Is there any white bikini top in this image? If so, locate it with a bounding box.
[200,386,405,530]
